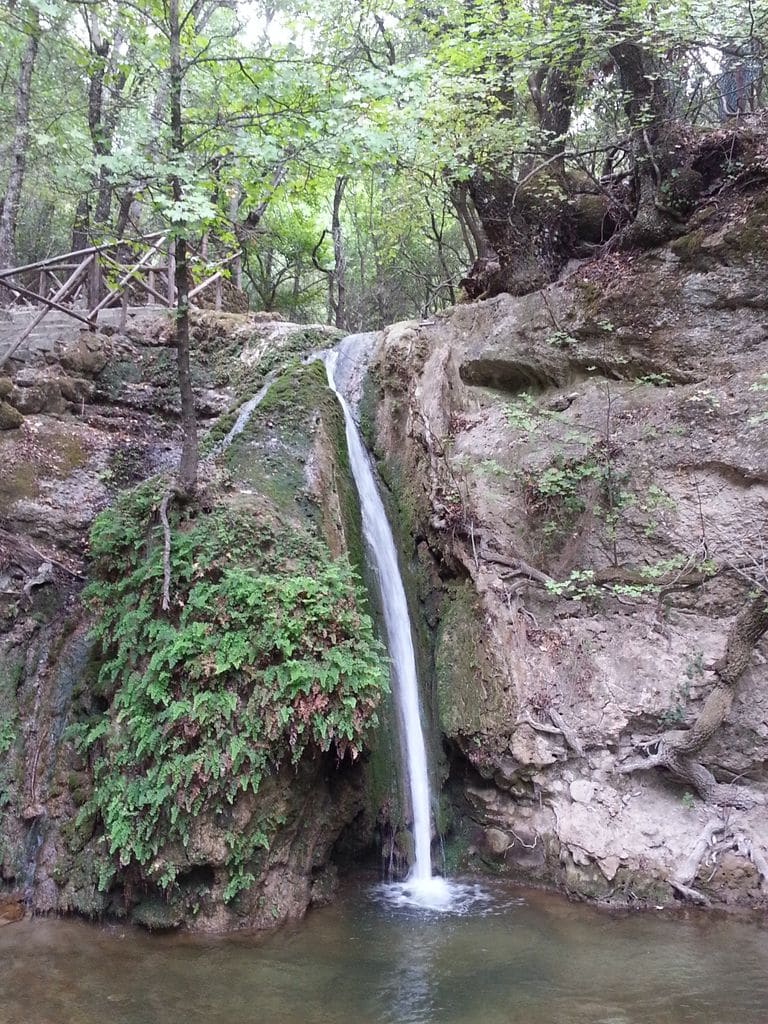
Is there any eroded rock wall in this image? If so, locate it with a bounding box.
[1,309,380,931]
[366,190,768,907]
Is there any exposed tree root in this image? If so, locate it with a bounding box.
[517,709,585,757]
[669,818,768,904]
[670,881,711,906]
[674,819,724,888]
[733,830,768,886]
[548,709,585,757]
[478,541,557,588]
[619,594,768,808]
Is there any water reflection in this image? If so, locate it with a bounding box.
[377,920,441,1023]
[2,879,768,1024]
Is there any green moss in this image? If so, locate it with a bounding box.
[358,368,380,451]
[563,860,611,900]
[435,580,509,740]
[95,358,142,400]
[440,831,475,875]
[55,842,111,918]
[724,204,768,258]
[256,358,327,417]
[225,361,330,513]
[0,655,24,866]
[195,320,340,398]
[670,227,709,263]
[200,405,241,455]
[0,401,22,430]
[376,455,422,546]
[0,458,39,504]
[131,898,185,930]
[0,426,88,510]
[48,431,88,477]
[250,327,341,381]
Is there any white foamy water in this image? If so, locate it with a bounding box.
[373,877,493,915]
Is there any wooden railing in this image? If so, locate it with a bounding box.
[0,234,241,369]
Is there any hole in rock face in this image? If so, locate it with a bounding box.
[92,695,110,714]
[177,865,216,889]
[459,359,556,394]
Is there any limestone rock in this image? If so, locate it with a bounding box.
[59,334,110,376]
[510,725,559,767]
[569,780,595,804]
[368,185,768,909]
[484,827,511,856]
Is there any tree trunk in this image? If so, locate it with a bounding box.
[87,19,128,236]
[71,196,90,252]
[114,191,137,237]
[608,38,680,248]
[331,175,347,329]
[451,181,492,264]
[0,16,40,273]
[428,203,457,306]
[466,169,572,298]
[169,0,198,498]
[460,52,582,298]
[174,235,197,496]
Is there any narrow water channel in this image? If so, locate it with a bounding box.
[3,880,767,1024]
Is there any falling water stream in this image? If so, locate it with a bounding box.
[207,338,452,902]
[325,346,457,909]
[4,346,768,1023]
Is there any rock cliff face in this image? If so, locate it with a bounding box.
[2,186,767,926]
[0,309,386,931]
[365,189,768,908]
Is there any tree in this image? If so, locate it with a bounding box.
[412,0,767,296]
[0,2,41,272]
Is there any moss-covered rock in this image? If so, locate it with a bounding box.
[61,355,390,931]
[0,402,22,430]
[435,580,510,740]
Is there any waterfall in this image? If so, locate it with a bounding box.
[326,344,452,908]
[206,370,280,458]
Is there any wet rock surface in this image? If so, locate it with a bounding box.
[366,189,768,909]
[0,308,356,932]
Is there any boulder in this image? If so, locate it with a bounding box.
[0,401,23,429]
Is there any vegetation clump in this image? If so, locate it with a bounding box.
[73,480,387,898]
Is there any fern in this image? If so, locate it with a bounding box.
[77,494,387,901]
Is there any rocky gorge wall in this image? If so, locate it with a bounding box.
[364,188,768,909]
[1,184,767,931]
[0,309,391,931]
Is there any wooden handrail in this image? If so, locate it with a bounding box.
[1,234,243,368]
[0,232,165,281]
[0,256,95,370]
[86,235,168,318]
[188,253,239,299]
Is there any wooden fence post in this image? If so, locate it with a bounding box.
[167,240,176,307]
[88,256,101,324]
